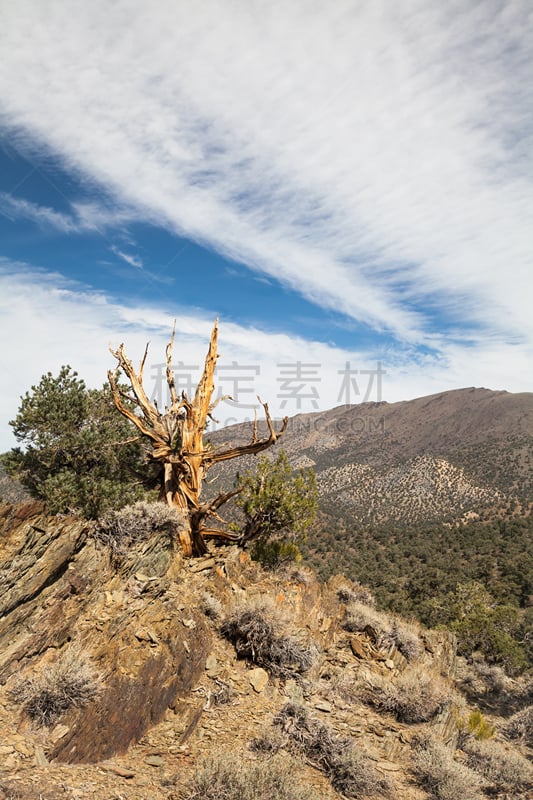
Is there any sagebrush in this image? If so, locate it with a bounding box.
[503,705,533,745]
[98,501,183,555]
[362,665,452,723]
[220,604,316,679]
[183,751,321,800]
[413,737,484,800]
[272,703,392,798]
[464,737,533,792]
[9,649,101,726]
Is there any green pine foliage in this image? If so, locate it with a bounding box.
[301,515,532,673]
[426,581,528,674]
[1,366,151,518]
[234,450,318,552]
[250,538,303,569]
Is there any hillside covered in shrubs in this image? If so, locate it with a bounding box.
[0,501,531,800]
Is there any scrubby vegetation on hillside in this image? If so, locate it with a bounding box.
[302,515,533,672]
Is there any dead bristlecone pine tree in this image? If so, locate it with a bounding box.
[108,319,288,557]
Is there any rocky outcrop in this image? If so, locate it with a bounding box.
[0,502,210,763]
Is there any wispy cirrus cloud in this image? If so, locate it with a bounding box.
[0,192,84,233]
[0,190,140,235]
[0,1,530,349]
[110,245,143,269]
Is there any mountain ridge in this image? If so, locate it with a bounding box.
[210,386,533,526]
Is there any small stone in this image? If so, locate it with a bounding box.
[384,659,395,670]
[314,699,333,712]
[190,557,216,572]
[49,723,70,742]
[205,653,219,677]
[182,618,196,629]
[350,636,366,659]
[284,679,304,703]
[145,754,165,767]
[34,745,49,767]
[376,760,401,771]
[100,764,136,778]
[13,739,33,757]
[249,667,269,693]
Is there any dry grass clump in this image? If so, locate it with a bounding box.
[183,751,321,800]
[362,666,452,723]
[272,703,392,798]
[463,737,533,792]
[9,649,101,727]
[503,705,533,745]
[456,658,510,698]
[343,601,422,661]
[220,604,316,679]
[413,737,484,800]
[337,583,375,607]
[343,601,389,638]
[97,501,182,555]
[388,620,422,661]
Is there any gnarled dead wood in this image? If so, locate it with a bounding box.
[108,320,287,556]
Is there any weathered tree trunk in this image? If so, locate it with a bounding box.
[108,320,287,556]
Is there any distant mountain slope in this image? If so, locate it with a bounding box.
[210,387,533,526]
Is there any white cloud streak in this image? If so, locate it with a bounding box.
[110,246,143,269]
[1,262,530,453]
[0,192,84,233]
[0,190,140,234]
[0,0,530,349]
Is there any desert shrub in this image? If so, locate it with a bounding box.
[273,703,392,798]
[464,738,533,791]
[362,666,452,723]
[250,538,302,569]
[413,737,484,800]
[503,705,533,745]
[220,605,315,679]
[388,620,422,661]
[343,602,421,661]
[337,584,375,607]
[456,658,510,698]
[9,649,100,727]
[183,751,320,800]
[343,601,390,640]
[433,581,528,675]
[98,501,182,555]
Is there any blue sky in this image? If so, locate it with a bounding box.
[0,1,531,451]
